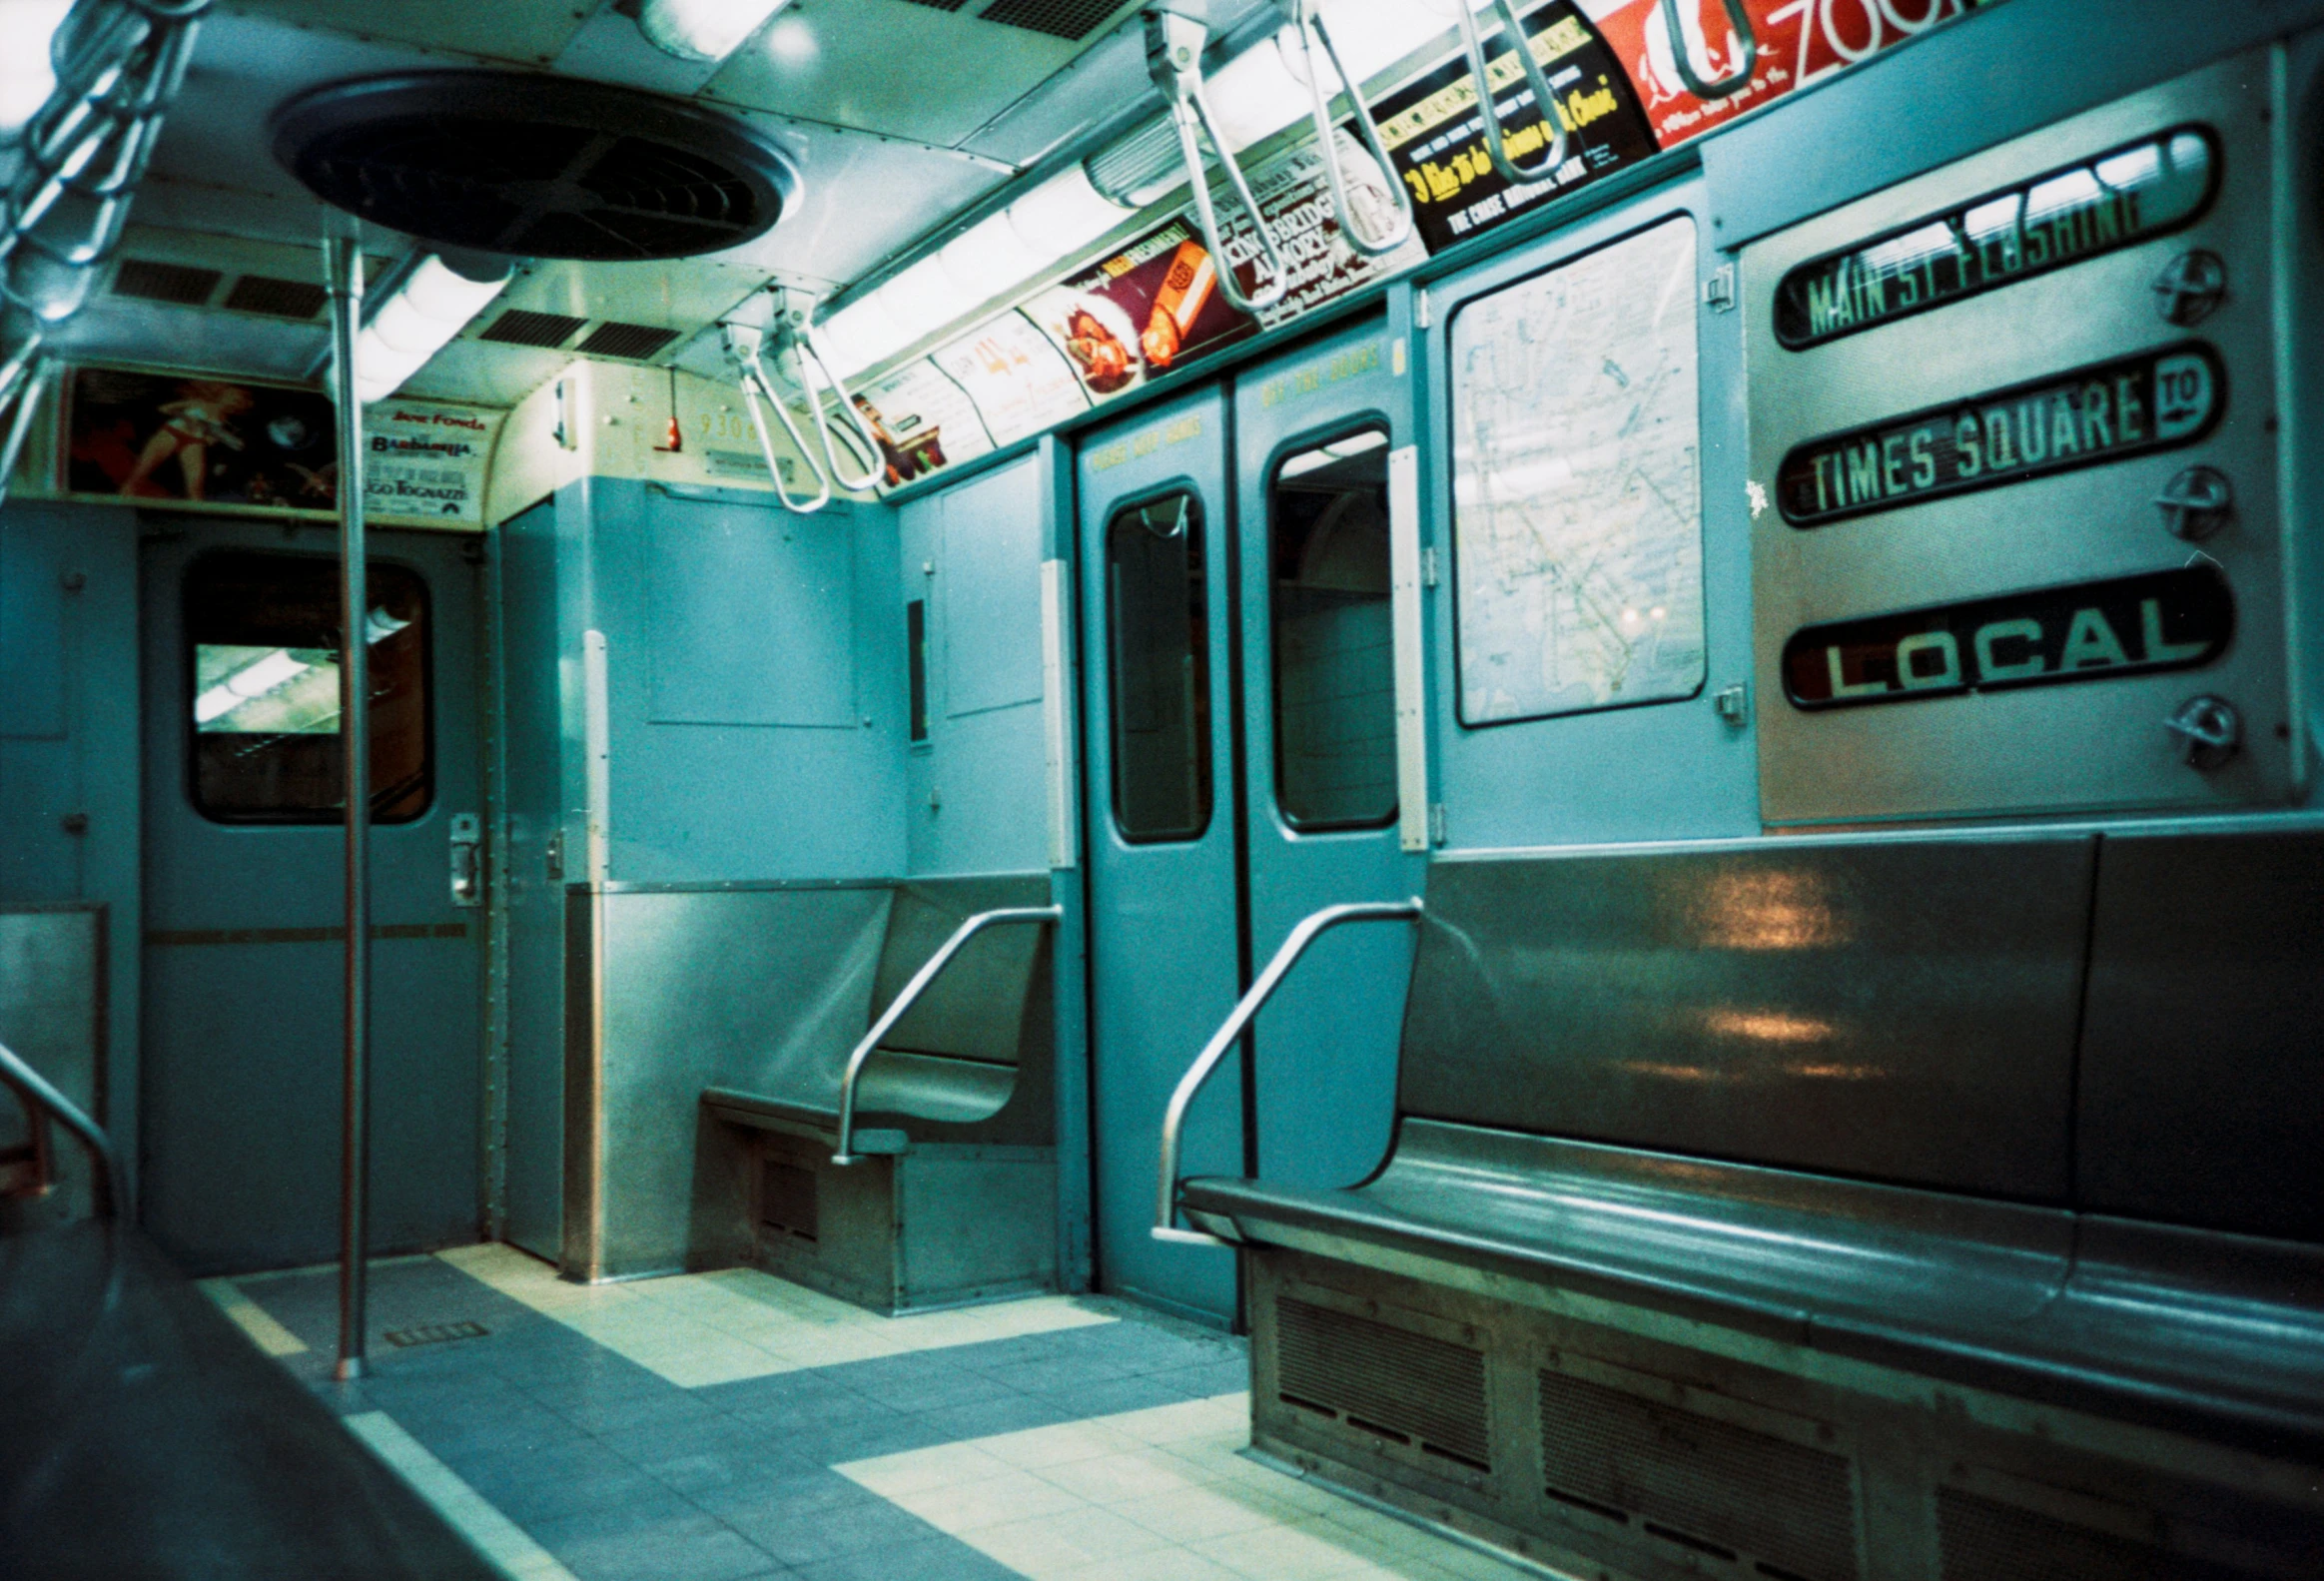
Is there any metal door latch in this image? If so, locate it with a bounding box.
[2153,250,2225,326]
[543,829,564,883]
[1714,683,1750,727]
[1702,265,1736,313]
[2155,465,2231,540]
[2165,694,2240,771]
[449,813,482,906]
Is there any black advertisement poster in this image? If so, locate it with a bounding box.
[1372,0,1657,255]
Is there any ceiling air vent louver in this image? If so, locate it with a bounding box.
[271,73,797,261]
[978,0,1124,40]
[111,260,222,306]
[478,310,587,349]
[574,322,681,361]
[223,276,330,320]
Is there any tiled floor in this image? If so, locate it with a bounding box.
[208,1247,1541,1581]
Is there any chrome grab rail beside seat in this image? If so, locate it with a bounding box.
[1454,0,1570,186]
[0,1037,123,1219]
[1146,7,1292,315]
[1658,0,1758,100]
[1278,0,1414,258]
[1155,898,1422,1246]
[832,904,1064,1166]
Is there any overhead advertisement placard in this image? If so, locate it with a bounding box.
[1023,217,1258,406]
[851,361,996,488]
[365,398,502,526]
[930,312,1090,446]
[1592,0,1986,152]
[1372,1,1657,255]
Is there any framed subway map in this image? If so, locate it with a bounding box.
[1448,215,1705,725]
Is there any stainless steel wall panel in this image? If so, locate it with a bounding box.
[1398,836,2094,1197]
[563,883,891,1279]
[1744,51,2295,822]
[2076,824,2324,1242]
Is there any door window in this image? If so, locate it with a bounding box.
[185,550,431,823]
[1269,430,1395,830]
[1104,491,1211,842]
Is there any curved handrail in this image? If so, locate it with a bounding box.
[1155,898,1421,1246]
[1278,0,1413,257]
[1146,8,1291,315]
[1658,0,1758,100]
[0,1038,122,1219]
[1454,0,1569,186]
[833,904,1064,1165]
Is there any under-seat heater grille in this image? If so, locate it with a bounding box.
[1275,1297,1491,1471]
[1538,1369,1859,1581]
[1937,1488,2260,1581]
[759,1160,818,1241]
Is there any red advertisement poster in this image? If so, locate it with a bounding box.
[1022,217,1259,404]
[1591,0,1987,150]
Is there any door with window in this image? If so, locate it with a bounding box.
[1079,319,1419,1325]
[140,520,484,1274]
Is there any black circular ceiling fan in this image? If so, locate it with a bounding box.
[271,71,796,261]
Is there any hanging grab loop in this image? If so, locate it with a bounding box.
[767,287,885,494]
[724,322,833,515]
[1144,8,1290,315]
[1657,0,1757,100]
[1453,0,1569,186]
[1277,0,1412,258]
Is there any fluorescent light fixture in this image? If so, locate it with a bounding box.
[1205,26,1309,153]
[819,296,911,380]
[636,0,791,63]
[0,0,72,137]
[940,213,1046,301]
[873,255,978,344]
[1007,166,1132,257]
[354,253,511,404]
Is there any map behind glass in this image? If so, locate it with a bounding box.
[1450,217,1704,724]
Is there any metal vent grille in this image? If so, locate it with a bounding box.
[111,259,222,305]
[478,309,586,348]
[575,321,681,360]
[760,1159,817,1241]
[1275,1297,1490,1471]
[1539,1369,1859,1581]
[223,275,330,320]
[900,0,971,11]
[978,0,1122,40]
[1936,1489,2256,1581]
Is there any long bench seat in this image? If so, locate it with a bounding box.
[1183,1119,2324,1461]
[1173,822,2324,1577]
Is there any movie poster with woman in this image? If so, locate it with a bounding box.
[61,367,341,513]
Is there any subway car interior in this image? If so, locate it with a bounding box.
[3,0,2321,1576]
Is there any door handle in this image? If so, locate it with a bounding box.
[449,813,482,908]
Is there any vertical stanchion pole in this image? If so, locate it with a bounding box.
[326,232,371,1383]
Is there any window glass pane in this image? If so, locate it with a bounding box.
[906,597,929,743]
[1449,215,1704,725]
[1105,492,1211,842]
[1270,429,1395,830]
[185,550,431,823]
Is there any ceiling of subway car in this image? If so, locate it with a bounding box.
[53,0,1267,407]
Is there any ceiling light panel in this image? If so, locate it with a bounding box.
[705,0,1082,146]
[637,0,793,62]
